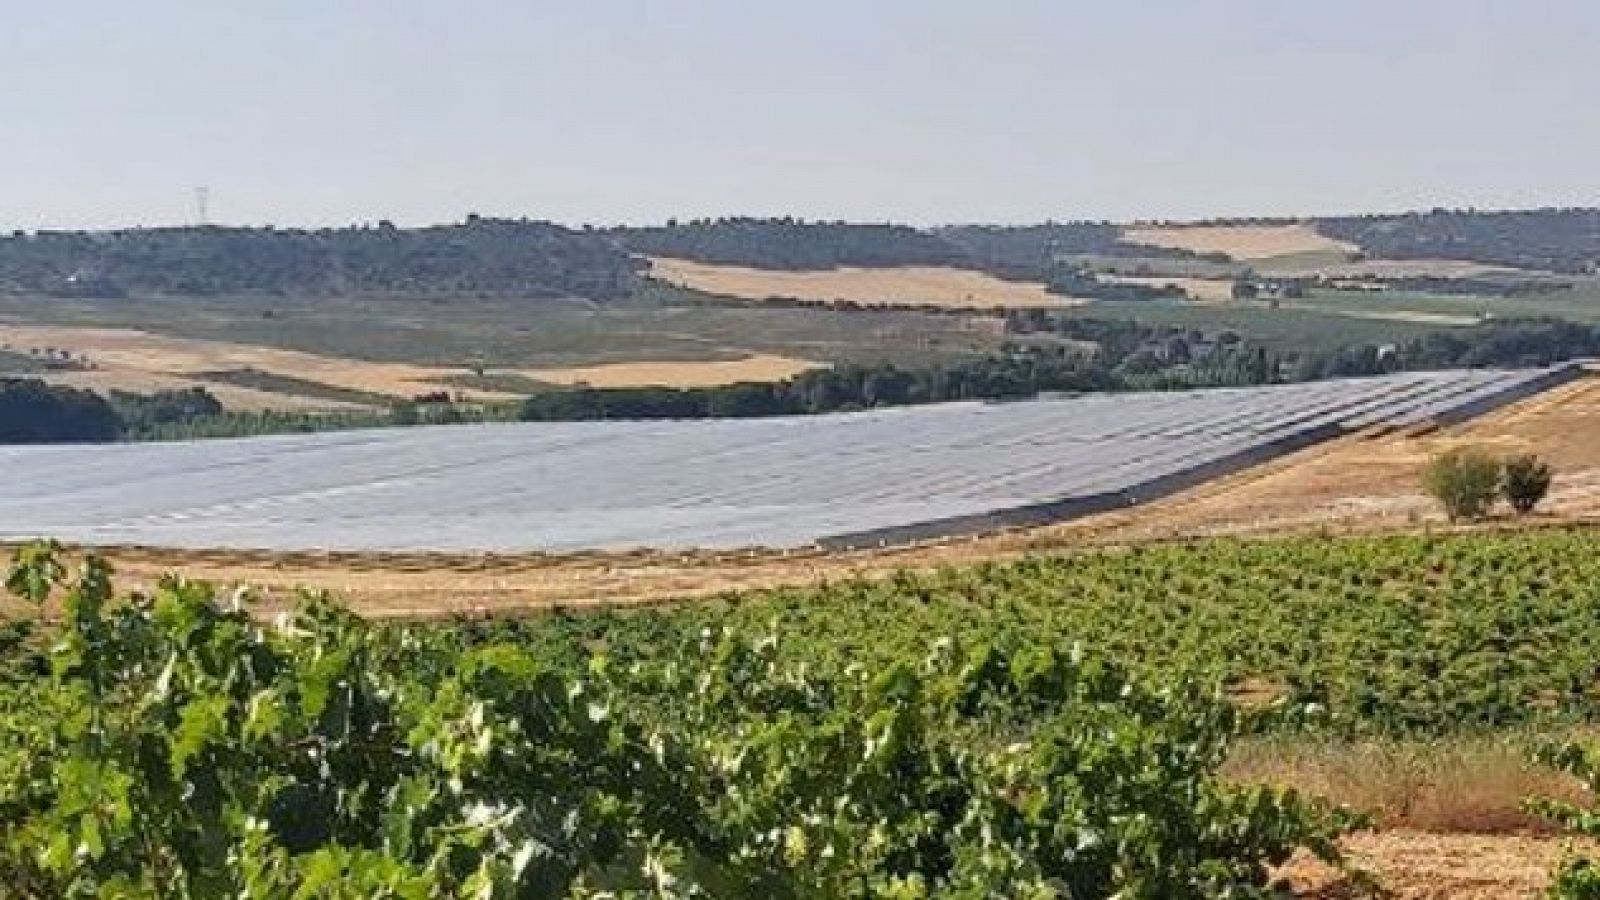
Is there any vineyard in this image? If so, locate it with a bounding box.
[8,529,1600,895]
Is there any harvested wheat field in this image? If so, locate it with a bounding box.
[648,257,1083,308]
[0,324,525,406]
[1122,223,1358,262]
[1,323,834,407]
[37,369,368,413]
[525,353,822,388]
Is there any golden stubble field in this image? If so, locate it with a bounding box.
[647,257,1086,308]
[1120,222,1360,261]
[0,323,824,408]
[524,353,819,388]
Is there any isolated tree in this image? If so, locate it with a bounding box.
[1421,448,1502,522]
[1502,453,1554,514]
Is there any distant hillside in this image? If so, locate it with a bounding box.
[0,217,637,299]
[614,217,1198,282]
[936,223,1204,279]
[1315,208,1600,274]
[615,217,962,270]
[8,209,1597,303]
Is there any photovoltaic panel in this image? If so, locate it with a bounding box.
[0,367,1574,552]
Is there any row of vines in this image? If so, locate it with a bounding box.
[10,529,1600,895]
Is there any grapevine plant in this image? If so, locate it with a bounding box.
[0,542,1353,898]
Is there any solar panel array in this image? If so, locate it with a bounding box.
[0,367,1572,553]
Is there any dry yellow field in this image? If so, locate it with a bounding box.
[0,322,832,407]
[0,322,834,409]
[526,353,822,388]
[0,324,521,406]
[648,257,1084,308]
[36,370,369,413]
[1121,223,1358,262]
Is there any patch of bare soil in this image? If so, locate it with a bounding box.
[648,257,1085,308]
[37,369,368,412]
[0,323,514,406]
[1285,830,1592,899]
[524,353,822,388]
[1121,223,1358,262]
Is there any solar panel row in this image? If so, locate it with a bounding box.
[0,366,1575,553]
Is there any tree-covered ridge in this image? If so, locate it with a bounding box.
[0,217,637,299]
[614,217,1204,278]
[0,381,252,444]
[1289,318,1600,380]
[937,223,1208,278]
[615,217,964,270]
[1315,208,1600,275]
[7,209,1599,303]
[623,210,1600,281]
[0,380,122,443]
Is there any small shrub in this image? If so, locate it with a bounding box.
[1421,449,1501,522]
[1502,453,1553,515]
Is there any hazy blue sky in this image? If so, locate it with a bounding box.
[3,0,1596,229]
